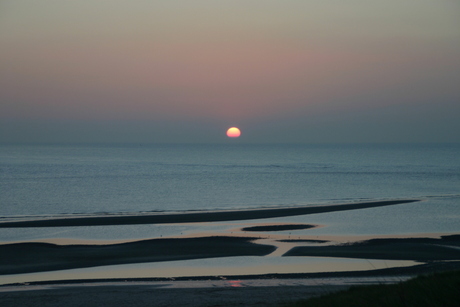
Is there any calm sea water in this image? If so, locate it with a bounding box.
[1,143,459,239]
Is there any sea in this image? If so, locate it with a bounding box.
[0,143,459,284]
[1,143,459,235]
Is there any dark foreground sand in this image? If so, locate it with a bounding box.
[0,284,351,307]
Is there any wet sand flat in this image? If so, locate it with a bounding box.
[0,284,350,307]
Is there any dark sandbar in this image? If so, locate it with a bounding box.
[242,224,316,232]
[278,239,329,243]
[0,199,418,228]
[284,234,460,261]
[0,236,276,275]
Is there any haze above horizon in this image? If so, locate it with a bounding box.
[1,1,459,144]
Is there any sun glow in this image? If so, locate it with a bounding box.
[226,127,241,138]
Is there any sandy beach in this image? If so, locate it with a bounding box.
[1,199,459,306]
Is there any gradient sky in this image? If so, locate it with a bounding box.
[1,1,459,144]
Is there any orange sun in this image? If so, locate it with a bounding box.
[226,127,241,138]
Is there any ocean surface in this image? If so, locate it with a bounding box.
[1,143,459,241]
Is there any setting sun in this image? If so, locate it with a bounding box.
[226,127,241,138]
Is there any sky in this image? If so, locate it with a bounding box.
[1,0,459,144]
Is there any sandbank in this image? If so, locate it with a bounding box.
[284,234,460,261]
[242,224,316,232]
[0,199,418,228]
[1,234,459,276]
[0,236,275,275]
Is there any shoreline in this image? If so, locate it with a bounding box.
[0,199,418,228]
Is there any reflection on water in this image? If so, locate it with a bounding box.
[228,280,243,287]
